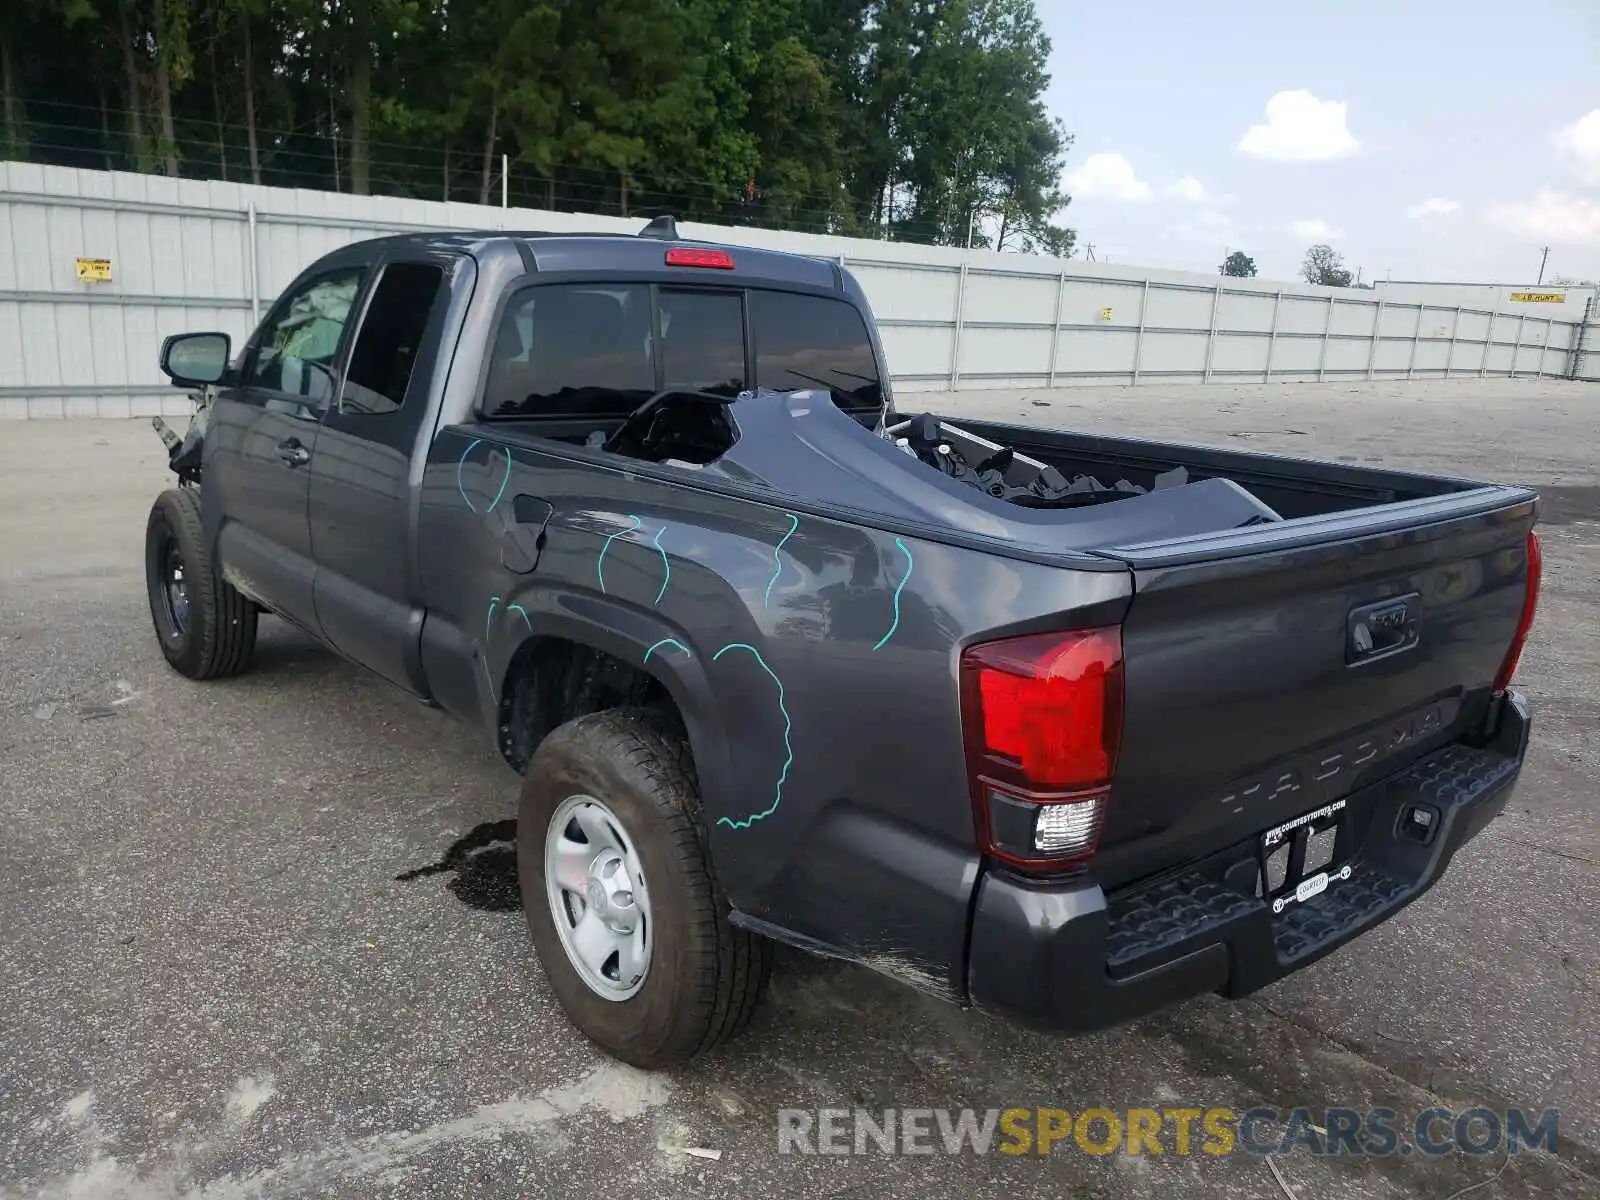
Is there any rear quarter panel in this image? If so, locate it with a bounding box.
[414,427,1132,996]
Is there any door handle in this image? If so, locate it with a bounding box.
[277,438,311,467]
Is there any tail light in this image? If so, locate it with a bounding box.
[959,626,1124,874]
[1492,530,1542,694]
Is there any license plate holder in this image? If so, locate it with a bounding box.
[1260,800,1352,915]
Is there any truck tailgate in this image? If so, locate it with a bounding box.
[1091,485,1538,890]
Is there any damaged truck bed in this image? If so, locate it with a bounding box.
[143,222,1541,1067]
[606,380,1492,559]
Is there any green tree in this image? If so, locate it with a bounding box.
[988,114,1075,256]
[0,0,49,158]
[845,0,918,229]
[884,0,1073,248]
[77,0,196,175]
[6,0,1075,251]
[1220,250,1257,277]
[149,0,193,174]
[742,36,845,229]
[1302,243,1353,287]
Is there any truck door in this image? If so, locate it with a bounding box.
[307,253,452,696]
[205,261,370,635]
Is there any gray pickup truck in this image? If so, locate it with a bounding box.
[145,219,1540,1067]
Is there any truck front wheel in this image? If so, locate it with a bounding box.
[144,488,258,680]
[517,706,771,1067]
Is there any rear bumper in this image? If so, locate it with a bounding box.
[966,690,1532,1033]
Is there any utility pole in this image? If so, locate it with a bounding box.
[1537,246,1551,285]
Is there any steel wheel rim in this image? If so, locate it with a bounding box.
[544,794,652,1001]
[160,534,190,637]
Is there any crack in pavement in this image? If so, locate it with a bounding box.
[1499,835,1600,868]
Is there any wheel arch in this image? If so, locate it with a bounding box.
[489,597,733,831]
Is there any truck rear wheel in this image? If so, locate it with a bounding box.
[144,488,258,680]
[517,706,771,1067]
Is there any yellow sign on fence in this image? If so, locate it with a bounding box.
[75,258,112,282]
[1508,291,1564,303]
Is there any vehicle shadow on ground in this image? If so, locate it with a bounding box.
[241,622,346,677]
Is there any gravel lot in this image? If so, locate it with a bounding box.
[2,378,1596,1199]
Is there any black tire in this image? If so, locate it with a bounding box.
[517,707,772,1067]
[144,487,258,680]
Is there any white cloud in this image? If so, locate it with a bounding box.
[1064,153,1153,202]
[1238,90,1360,161]
[1290,218,1339,240]
[1166,175,1210,203]
[1490,190,1600,246]
[1405,198,1461,219]
[1553,110,1600,185]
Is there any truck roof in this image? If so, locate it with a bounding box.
[335,225,844,293]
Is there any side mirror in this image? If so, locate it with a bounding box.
[160,331,232,387]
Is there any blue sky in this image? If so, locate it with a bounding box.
[1034,0,1600,283]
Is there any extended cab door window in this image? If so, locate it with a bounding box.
[340,262,445,416]
[243,267,366,403]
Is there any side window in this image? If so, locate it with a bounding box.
[341,262,444,415]
[751,290,882,413]
[657,289,746,396]
[245,267,365,402]
[485,283,655,419]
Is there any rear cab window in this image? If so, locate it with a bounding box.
[485,284,655,420]
[482,281,882,427]
[750,290,882,417]
[657,290,745,396]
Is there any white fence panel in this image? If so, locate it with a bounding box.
[1,160,1594,418]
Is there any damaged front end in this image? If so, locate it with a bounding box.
[151,387,212,487]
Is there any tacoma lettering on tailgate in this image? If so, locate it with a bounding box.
[1215,699,1458,816]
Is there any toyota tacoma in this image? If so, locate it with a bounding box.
[143,219,1540,1067]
